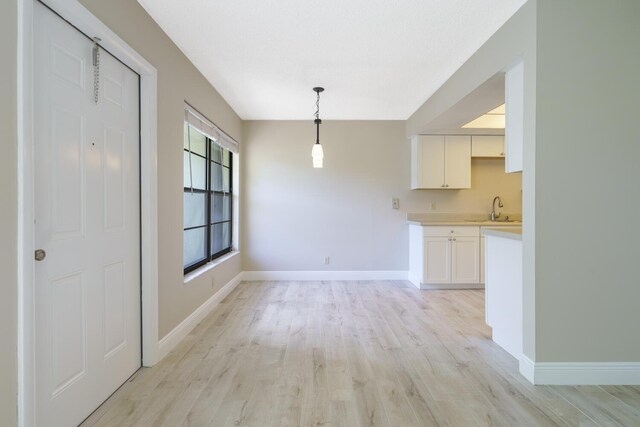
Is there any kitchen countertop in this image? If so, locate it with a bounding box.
[407,219,522,226]
[481,227,522,241]
[406,213,522,227]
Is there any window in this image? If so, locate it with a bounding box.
[183,123,233,273]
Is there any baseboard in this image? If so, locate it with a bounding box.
[519,355,536,383]
[157,272,243,361]
[241,270,409,281]
[420,283,485,290]
[519,356,640,385]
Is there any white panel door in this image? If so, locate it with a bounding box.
[34,3,141,426]
[451,237,480,284]
[444,136,471,188]
[423,237,451,284]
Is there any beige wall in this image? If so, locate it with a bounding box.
[534,0,640,362]
[0,0,18,422]
[242,120,521,271]
[77,0,243,337]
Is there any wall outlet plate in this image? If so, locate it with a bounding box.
[392,198,400,209]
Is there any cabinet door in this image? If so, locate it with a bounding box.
[444,136,471,189]
[451,237,480,284]
[420,135,446,189]
[472,135,505,157]
[423,237,451,284]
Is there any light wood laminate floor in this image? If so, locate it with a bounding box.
[82,281,640,426]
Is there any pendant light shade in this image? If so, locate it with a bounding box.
[312,142,324,168]
[312,87,325,168]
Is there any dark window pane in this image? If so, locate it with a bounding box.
[222,149,230,167]
[184,192,206,228]
[184,124,206,157]
[211,142,222,164]
[184,152,207,190]
[211,162,223,192]
[222,222,231,249]
[211,223,223,254]
[222,167,230,192]
[223,195,231,221]
[211,193,231,223]
[184,227,206,267]
[211,193,223,222]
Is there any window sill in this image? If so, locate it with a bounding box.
[183,251,240,285]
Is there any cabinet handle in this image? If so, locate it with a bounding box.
[441,184,445,188]
[445,184,449,187]
[500,152,505,156]
[453,238,457,241]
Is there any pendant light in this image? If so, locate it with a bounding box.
[312,87,324,168]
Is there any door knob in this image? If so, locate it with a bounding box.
[34,249,46,261]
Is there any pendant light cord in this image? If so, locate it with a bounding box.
[314,90,321,144]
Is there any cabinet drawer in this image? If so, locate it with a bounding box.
[423,226,480,237]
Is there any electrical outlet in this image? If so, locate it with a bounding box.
[430,201,436,211]
[324,256,330,265]
[392,198,400,209]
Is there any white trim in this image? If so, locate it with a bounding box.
[183,252,240,284]
[519,356,640,385]
[241,270,408,281]
[18,1,159,425]
[158,272,243,360]
[519,355,536,384]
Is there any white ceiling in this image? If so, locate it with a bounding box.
[138,0,526,120]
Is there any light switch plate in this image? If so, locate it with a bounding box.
[392,198,400,209]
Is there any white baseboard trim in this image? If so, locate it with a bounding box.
[519,355,536,384]
[241,270,409,281]
[408,274,421,289]
[420,283,485,290]
[157,272,243,361]
[519,355,640,385]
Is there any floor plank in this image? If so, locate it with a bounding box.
[82,281,640,427]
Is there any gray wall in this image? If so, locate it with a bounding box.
[242,120,522,271]
[79,0,243,337]
[534,0,640,361]
[0,0,18,422]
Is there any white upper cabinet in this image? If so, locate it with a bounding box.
[505,59,524,172]
[471,135,505,158]
[411,135,471,189]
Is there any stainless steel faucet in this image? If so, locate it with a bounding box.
[491,196,504,221]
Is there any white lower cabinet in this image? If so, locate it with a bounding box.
[409,225,481,289]
[424,237,452,284]
[451,236,480,283]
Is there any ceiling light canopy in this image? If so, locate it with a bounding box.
[462,103,505,129]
